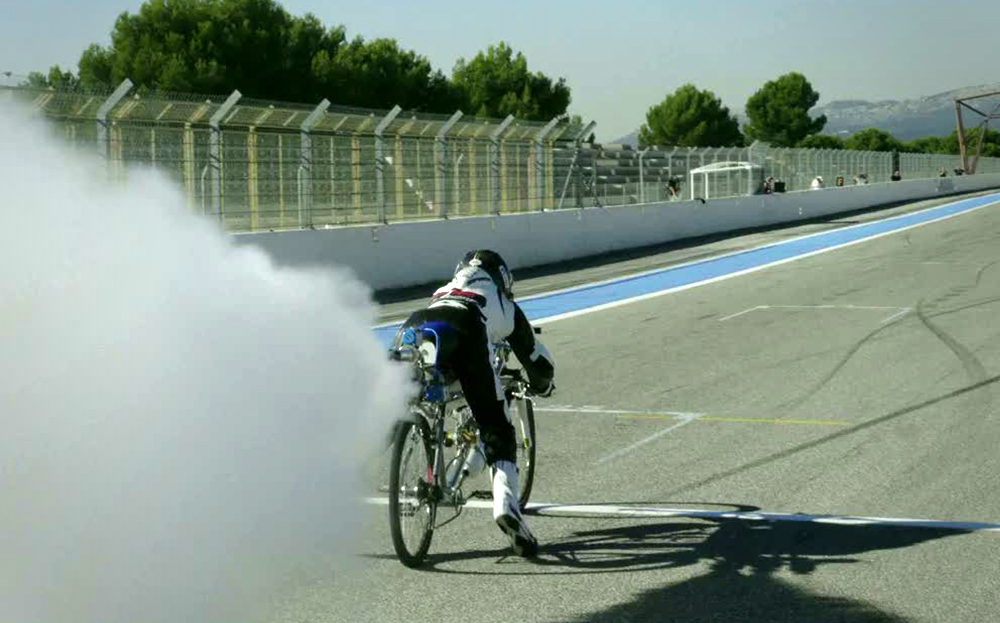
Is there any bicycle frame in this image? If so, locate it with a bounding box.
[393,337,530,515]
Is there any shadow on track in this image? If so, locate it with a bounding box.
[404,510,966,576]
[377,509,969,621]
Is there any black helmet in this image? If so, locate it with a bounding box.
[455,249,513,296]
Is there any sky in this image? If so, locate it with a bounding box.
[2,0,998,140]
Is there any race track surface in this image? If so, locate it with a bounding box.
[278,191,1000,623]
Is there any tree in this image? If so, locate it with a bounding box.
[312,36,462,112]
[744,72,826,147]
[637,84,743,147]
[78,0,346,100]
[20,65,78,89]
[77,44,114,90]
[940,128,1000,158]
[797,134,845,149]
[905,135,949,154]
[451,42,571,121]
[844,127,905,152]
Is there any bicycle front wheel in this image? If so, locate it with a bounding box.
[513,398,536,511]
[388,418,436,568]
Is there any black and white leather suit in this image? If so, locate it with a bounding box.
[398,263,555,465]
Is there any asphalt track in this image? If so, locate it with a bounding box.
[276,190,1000,623]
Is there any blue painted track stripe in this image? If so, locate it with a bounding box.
[375,191,1000,345]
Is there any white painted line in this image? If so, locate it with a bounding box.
[718,305,766,322]
[375,195,999,331]
[536,406,700,417]
[533,197,1000,326]
[719,304,912,323]
[520,194,1000,305]
[535,406,850,427]
[365,497,1000,533]
[528,503,1000,532]
[773,304,902,311]
[596,414,701,464]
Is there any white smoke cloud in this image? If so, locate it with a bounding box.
[0,105,407,622]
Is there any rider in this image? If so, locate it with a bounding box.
[396,250,555,557]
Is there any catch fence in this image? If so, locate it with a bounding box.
[5,79,999,231]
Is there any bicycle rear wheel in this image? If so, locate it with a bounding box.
[512,398,536,511]
[388,418,436,567]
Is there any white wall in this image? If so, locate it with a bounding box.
[233,174,1000,291]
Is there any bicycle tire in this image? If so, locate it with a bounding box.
[513,398,536,511]
[388,418,436,568]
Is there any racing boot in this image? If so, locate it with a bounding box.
[492,459,538,557]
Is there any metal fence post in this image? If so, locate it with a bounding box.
[490,115,515,215]
[533,115,563,211]
[374,105,402,223]
[208,90,241,221]
[435,110,463,217]
[572,121,597,208]
[95,79,133,177]
[638,148,649,203]
[299,98,330,228]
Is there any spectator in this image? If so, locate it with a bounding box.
[666,175,681,200]
[939,167,948,177]
[836,176,845,187]
[810,175,824,190]
[954,168,965,176]
[891,170,902,181]
[762,176,774,194]
[856,172,869,185]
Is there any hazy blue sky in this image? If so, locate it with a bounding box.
[3,0,998,139]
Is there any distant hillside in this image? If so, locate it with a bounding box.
[814,83,1000,140]
[612,83,1000,146]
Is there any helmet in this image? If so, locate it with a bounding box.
[455,249,513,296]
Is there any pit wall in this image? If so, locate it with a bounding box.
[233,175,1000,291]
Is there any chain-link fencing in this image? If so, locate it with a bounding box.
[5,80,999,231]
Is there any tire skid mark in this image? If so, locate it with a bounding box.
[665,373,1000,497]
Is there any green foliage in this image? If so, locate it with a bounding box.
[797,134,845,149]
[77,0,345,101]
[58,2,567,118]
[844,127,905,152]
[744,72,826,147]
[312,37,464,112]
[904,135,949,154]
[77,45,114,90]
[451,42,571,121]
[637,84,743,148]
[20,65,78,89]
[962,128,1000,158]
[941,128,1000,158]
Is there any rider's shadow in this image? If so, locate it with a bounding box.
[421,507,967,575]
[415,507,970,622]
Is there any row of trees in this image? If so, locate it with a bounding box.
[23,0,570,122]
[638,72,998,157]
[637,73,825,149]
[24,0,990,156]
[798,126,1000,158]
